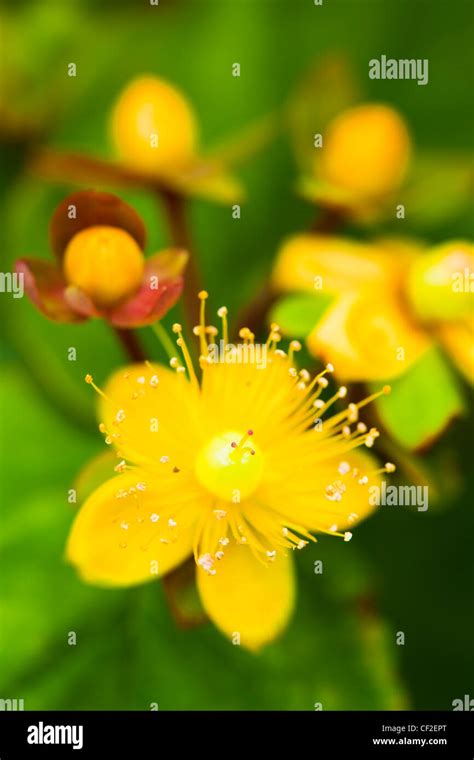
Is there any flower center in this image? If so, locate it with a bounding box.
[195,430,263,502]
[63,225,144,308]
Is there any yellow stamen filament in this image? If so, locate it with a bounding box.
[197,290,208,355]
[217,306,229,345]
[84,375,110,402]
[172,323,199,389]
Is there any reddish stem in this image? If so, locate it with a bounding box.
[159,189,202,331]
[113,327,147,362]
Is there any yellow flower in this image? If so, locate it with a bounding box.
[67,294,393,650]
[299,103,411,219]
[273,235,473,383]
[110,75,243,203]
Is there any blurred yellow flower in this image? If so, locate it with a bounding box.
[273,235,473,383]
[110,75,243,203]
[111,76,197,175]
[299,103,411,219]
[67,294,392,650]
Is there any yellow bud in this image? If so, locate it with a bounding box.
[63,226,144,308]
[318,104,411,198]
[111,76,197,174]
[407,240,474,322]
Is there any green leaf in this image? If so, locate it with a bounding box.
[371,347,466,450]
[270,292,333,338]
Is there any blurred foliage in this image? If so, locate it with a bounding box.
[270,291,333,338]
[1,0,473,711]
[372,347,465,450]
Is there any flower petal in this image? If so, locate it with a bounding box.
[307,291,431,381]
[64,285,102,318]
[107,249,187,327]
[50,189,146,259]
[197,542,295,650]
[258,448,382,534]
[144,248,189,279]
[272,234,389,294]
[66,472,197,586]
[436,320,474,383]
[15,258,85,322]
[108,279,183,328]
[99,362,203,468]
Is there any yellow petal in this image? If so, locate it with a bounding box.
[307,292,432,381]
[259,448,383,534]
[272,234,388,294]
[99,362,202,468]
[197,542,295,650]
[436,320,474,383]
[67,472,200,586]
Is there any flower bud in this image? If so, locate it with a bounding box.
[63,226,144,308]
[318,103,411,199]
[407,240,474,322]
[111,76,197,174]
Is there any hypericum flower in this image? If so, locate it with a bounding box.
[67,293,394,650]
[33,76,244,205]
[272,234,473,383]
[298,103,411,220]
[108,75,243,203]
[15,190,187,327]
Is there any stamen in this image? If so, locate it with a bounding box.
[288,340,302,364]
[198,291,208,355]
[173,323,199,389]
[356,385,391,411]
[84,374,110,402]
[217,306,229,346]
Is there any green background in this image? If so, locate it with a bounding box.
[0,0,473,710]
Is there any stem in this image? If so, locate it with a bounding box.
[113,327,147,363]
[162,557,208,630]
[151,321,176,361]
[158,189,202,331]
[310,206,346,234]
